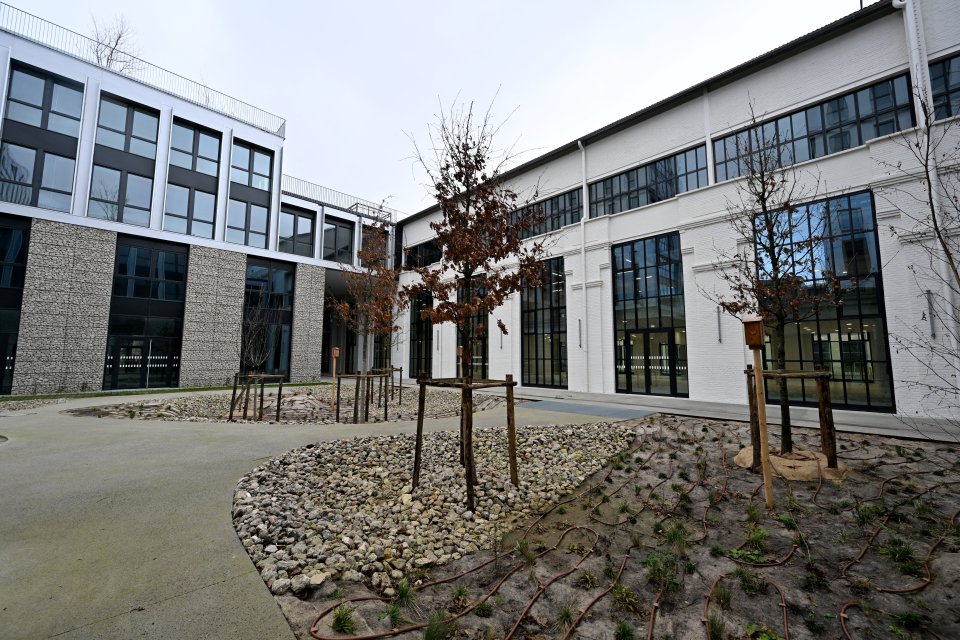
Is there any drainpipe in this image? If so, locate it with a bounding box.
[894,0,960,412]
[577,139,589,392]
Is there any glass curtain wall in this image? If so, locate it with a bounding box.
[762,191,894,411]
[612,232,688,397]
[409,292,433,378]
[0,214,28,394]
[104,237,186,390]
[243,257,294,379]
[521,257,567,388]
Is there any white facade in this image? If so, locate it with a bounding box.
[395,0,960,429]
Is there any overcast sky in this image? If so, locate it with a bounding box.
[29,0,880,215]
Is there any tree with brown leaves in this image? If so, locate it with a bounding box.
[329,207,405,377]
[706,105,841,454]
[405,101,546,505]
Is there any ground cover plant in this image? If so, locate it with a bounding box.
[260,414,960,639]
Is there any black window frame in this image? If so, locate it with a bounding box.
[0,142,76,213]
[226,198,269,249]
[409,291,433,378]
[0,213,29,395]
[230,140,272,192]
[278,206,316,257]
[521,257,567,389]
[88,163,153,227]
[95,95,160,160]
[930,52,960,121]
[4,61,84,138]
[589,145,707,218]
[713,73,914,182]
[322,215,355,264]
[520,187,582,239]
[405,239,442,268]
[162,183,216,239]
[242,256,295,379]
[169,119,221,177]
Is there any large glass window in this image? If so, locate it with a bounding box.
[0,214,29,395]
[405,240,441,268]
[521,257,567,388]
[520,188,582,238]
[230,141,272,191]
[590,145,707,218]
[279,207,315,257]
[104,237,186,390]
[456,280,488,380]
[322,216,354,263]
[226,199,268,249]
[95,97,159,159]
[931,53,960,120]
[163,184,215,238]
[5,64,83,137]
[243,258,294,379]
[88,165,152,227]
[169,121,220,176]
[612,232,687,396]
[761,191,893,411]
[0,143,76,212]
[409,292,433,378]
[714,74,913,182]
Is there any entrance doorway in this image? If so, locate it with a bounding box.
[625,329,688,396]
[104,337,180,390]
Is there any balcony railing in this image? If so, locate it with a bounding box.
[282,175,404,223]
[0,3,286,136]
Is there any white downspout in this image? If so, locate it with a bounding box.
[577,139,589,392]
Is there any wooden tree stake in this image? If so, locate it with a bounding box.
[816,376,838,469]
[463,384,476,511]
[412,375,427,489]
[506,374,519,487]
[751,348,775,508]
[744,365,762,473]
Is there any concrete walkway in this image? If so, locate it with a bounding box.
[0,391,618,640]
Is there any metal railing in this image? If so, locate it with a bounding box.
[0,3,286,136]
[281,174,404,223]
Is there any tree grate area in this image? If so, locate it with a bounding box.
[276,414,960,640]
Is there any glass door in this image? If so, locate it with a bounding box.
[626,329,684,396]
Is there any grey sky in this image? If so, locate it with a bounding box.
[28,0,879,215]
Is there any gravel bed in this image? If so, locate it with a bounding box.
[233,422,636,596]
[0,398,67,412]
[66,382,513,424]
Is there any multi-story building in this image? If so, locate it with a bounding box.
[395,0,960,433]
[0,3,398,395]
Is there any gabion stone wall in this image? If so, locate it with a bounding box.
[290,263,325,383]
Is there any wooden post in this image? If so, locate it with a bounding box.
[258,377,266,421]
[276,378,283,422]
[331,348,340,414]
[398,367,403,404]
[458,346,465,466]
[229,372,239,422]
[336,375,342,423]
[463,383,476,511]
[383,373,388,422]
[752,348,775,509]
[364,374,371,423]
[353,374,361,424]
[242,375,251,420]
[412,375,427,489]
[815,375,838,469]
[745,365,762,473]
[506,374,519,487]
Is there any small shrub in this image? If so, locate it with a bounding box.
[803,611,824,634]
[575,570,599,589]
[422,611,456,640]
[709,545,724,557]
[473,600,493,618]
[714,583,732,610]
[733,567,767,597]
[515,540,536,565]
[707,614,726,640]
[612,583,644,614]
[331,604,356,634]
[643,552,680,593]
[603,564,616,580]
[380,603,409,628]
[551,601,575,633]
[746,526,770,552]
[663,520,690,557]
[744,623,784,640]
[879,537,923,577]
[557,505,567,515]
[614,621,635,640]
[776,515,797,530]
[746,502,762,523]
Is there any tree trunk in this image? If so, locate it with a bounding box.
[772,322,792,453]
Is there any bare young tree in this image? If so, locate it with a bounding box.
[88,15,143,75]
[879,95,960,437]
[329,206,406,376]
[404,100,545,506]
[706,104,841,454]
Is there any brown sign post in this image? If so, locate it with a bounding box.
[743,315,775,509]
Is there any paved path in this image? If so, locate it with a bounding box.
[0,392,615,640]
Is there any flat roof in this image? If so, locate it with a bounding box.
[400,0,896,226]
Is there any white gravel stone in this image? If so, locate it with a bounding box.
[233,422,635,595]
